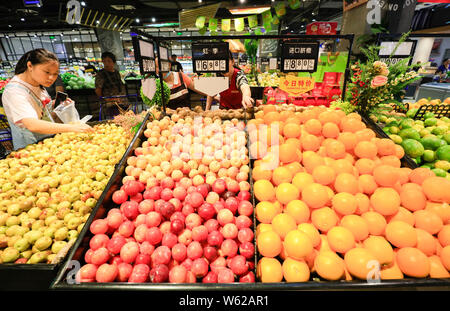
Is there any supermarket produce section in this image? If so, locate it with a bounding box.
[0,101,448,290]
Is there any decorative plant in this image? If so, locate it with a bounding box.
[346,33,421,115]
[140,79,171,109]
[244,38,259,81]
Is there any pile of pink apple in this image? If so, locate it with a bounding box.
[75,116,255,284]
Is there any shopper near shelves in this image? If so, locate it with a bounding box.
[435,58,449,81]
[45,74,64,99]
[95,51,128,116]
[205,51,254,110]
[1,48,93,150]
[170,54,184,73]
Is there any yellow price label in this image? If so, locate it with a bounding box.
[279,76,315,96]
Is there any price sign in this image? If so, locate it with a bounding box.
[260,57,269,65]
[132,36,156,75]
[192,42,229,74]
[160,60,171,72]
[159,46,169,60]
[280,42,319,73]
[378,40,416,66]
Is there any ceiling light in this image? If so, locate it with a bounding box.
[135,18,140,23]
[239,0,246,3]
[96,20,100,24]
[80,1,86,6]
[151,17,156,22]
[8,25,12,28]
[20,18,25,22]
[312,18,316,22]
[198,0,202,2]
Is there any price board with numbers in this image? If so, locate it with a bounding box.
[192,42,229,74]
[132,36,156,75]
[378,40,416,66]
[280,42,319,73]
[158,46,171,73]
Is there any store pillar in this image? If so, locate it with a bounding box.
[412,37,435,64]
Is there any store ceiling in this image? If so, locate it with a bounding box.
[0,0,344,33]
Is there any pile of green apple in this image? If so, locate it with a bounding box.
[0,124,131,264]
[374,113,450,177]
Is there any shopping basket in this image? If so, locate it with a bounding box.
[0,114,12,158]
[98,94,143,121]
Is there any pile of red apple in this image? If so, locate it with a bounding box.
[76,117,255,284]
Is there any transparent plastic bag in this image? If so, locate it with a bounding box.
[54,101,92,124]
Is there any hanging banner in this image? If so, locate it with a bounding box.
[264,23,273,32]
[306,22,338,35]
[199,27,207,35]
[209,18,218,32]
[248,15,258,28]
[288,0,301,10]
[279,76,315,96]
[261,9,273,25]
[221,19,231,32]
[234,17,245,32]
[195,16,206,29]
[272,15,280,25]
[275,2,287,17]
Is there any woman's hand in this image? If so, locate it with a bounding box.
[241,94,254,109]
[70,123,94,133]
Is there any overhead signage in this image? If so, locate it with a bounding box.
[280,42,319,73]
[192,42,229,74]
[306,22,338,35]
[64,0,132,31]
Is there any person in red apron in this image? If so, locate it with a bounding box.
[2,49,93,150]
[205,52,254,110]
[155,57,204,110]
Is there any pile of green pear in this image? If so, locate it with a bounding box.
[0,124,131,264]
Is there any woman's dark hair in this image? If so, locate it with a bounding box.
[15,48,59,75]
[228,50,234,61]
[101,51,116,63]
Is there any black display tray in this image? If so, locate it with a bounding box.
[250,86,265,100]
[52,112,450,291]
[0,117,149,291]
[52,115,260,290]
[360,113,419,169]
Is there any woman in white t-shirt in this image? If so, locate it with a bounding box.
[2,49,93,150]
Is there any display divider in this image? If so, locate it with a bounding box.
[359,112,419,169]
[48,112,152,289]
